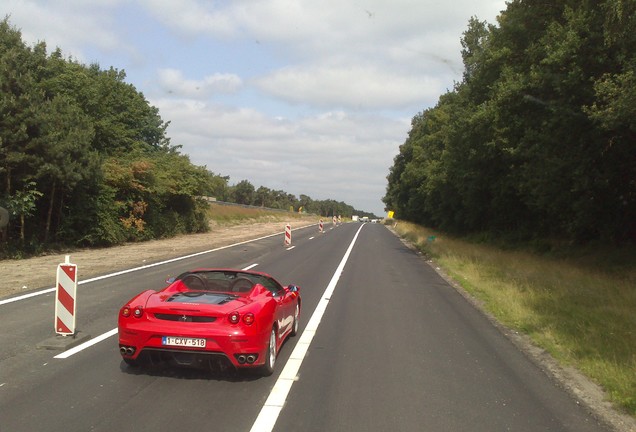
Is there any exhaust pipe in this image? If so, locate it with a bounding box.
[121,346,136,356]
[246,355,256,364]
[237,355,246,364]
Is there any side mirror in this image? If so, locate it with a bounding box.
[287,284,299,293]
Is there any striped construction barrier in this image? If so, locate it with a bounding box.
[284,224,292,246]
[55,256,78,336]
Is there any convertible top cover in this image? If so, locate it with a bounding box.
[167,292,238,305]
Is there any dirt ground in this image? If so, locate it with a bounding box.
[0,219,316,299]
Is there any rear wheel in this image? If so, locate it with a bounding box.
[260,327,277,376]
[291,304,300,336]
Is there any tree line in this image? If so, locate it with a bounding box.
[383,0,635,244]
[0,18,370,257]
[217,178,375,219]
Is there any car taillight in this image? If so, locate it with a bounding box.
[243,313,255,325]
[228,311,255,325]
[121,306,131,317]
[133,306,144,318]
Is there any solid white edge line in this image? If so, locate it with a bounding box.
[0,288,57,305]
[54,328,118,359]
[249,223,365,432]
[0,224,317,307]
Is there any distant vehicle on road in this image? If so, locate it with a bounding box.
[118,269,301,375]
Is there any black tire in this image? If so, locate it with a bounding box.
[260,327,277,376]
[290,303,300,336]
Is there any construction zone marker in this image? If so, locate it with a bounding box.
[55,256,78,335]
[284,224,292,246]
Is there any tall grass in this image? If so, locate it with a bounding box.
[392,221,636,415]
[207,203,314,225]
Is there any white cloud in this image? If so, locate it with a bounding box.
[254,63,445,110]
[152,97,408,213]
[157,69,243,99]
[3,0,133,62]
[139,0,494,111]
[140,0,238,38]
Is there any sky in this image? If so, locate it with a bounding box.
[2,0,506,216]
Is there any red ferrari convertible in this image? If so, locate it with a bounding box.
[118,269,300,375]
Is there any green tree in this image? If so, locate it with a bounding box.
[32,95,97,243]
[233,180,255,205]
[204,172,230,200]
[255,186,272,207]
[385,0,636,243]
[0,18,41,198]
[6,181,42,243]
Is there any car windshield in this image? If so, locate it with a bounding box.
[176,271,281,295]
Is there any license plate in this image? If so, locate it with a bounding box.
[162,336,206,348]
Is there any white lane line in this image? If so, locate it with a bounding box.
[249,223,365,432]
[308,237,315,240]
[0,225,317,307]
[243,263,259,271]
[54,328,118,359]
[285,246,296,251]
[0,288,57,305]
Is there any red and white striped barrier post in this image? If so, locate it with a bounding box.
[55,255,78,336]
[319,219,324,233]
[284,223,292,246]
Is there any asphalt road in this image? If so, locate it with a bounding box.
[0,223,611,432]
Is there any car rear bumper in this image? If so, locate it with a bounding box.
[118,321,270,368]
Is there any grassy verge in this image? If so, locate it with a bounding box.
[207,203,316,225]
[391,220,636,416]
